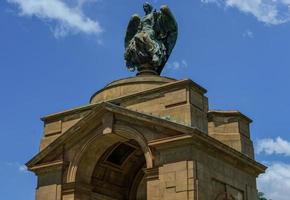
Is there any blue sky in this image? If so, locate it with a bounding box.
[1,0,290,199]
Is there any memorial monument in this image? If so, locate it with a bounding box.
[26,3,266,200]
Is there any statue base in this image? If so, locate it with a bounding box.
[137,64,159,76]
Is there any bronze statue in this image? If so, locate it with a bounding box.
[124,2,178,75]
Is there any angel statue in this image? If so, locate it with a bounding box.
[124,2,178,75]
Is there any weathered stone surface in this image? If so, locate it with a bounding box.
[208,110,254,158]
[90,76,175,104]
[27,76,266,200]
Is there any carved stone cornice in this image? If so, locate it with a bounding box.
[144,167,159,181]
[28,160,65,174]
[62,182,93,196]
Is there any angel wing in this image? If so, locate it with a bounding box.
[125,14,141,48]
[159,5,178,55]
[155,5,178,74]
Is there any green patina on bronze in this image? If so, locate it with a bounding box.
[124,2,178,75]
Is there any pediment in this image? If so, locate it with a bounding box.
[26,102,266,176]
[26,102,187,171]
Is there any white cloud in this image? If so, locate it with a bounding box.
[18,165,27,172]
[201,0,222,4]
[4,162,28,173]
[257,137,290,156]
[258,163,290,200]
[7,0,103,38]
[243,29,254,38]
[168,59,188,70]
[257,137,290,199]
[201,0,290,25]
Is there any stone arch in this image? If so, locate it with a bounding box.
[114,124,154,168]
[90,139,147,199]
[66,123,154,185]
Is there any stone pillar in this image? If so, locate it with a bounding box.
[146,161,197,200]
[208,110,254,158]
[35,169,62,200]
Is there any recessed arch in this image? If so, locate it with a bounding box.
[90,140,146,199]
[66,123,154,185]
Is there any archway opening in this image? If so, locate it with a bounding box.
[90,140,147,200]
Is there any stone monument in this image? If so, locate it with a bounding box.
[27,3,266,200]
